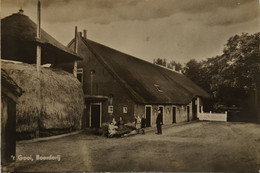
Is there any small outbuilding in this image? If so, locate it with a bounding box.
[1,69,23,165]
[1,10,84,140]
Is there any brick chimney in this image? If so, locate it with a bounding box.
[83,29,87,39]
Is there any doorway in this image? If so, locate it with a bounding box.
[187,105,190,122]
[90,103,101,128]
[192,98,197,120]
[145,106,152,127]
[172,107,176,123]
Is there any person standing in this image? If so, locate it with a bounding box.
[156,109,163,134]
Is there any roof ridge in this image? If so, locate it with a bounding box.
[2,12,82,62]
[1,12,28,20]
[154,63,183,75]
[81,37,185,77]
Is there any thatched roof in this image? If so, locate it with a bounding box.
[1,11,82,64]
[1,69,23,97]
[68,35,210,105]
[2,61,84,133]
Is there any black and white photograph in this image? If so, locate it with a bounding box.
[1,0,259,172]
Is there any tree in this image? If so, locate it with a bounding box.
[211,32,260,107]
[153,58,167,67]
[183,59,211,92]
[167,60,183,72]
[182,32,259,120]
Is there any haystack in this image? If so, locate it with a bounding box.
[2,61,84,139]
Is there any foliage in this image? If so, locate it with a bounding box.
[167,60,183,71]
[153,58,167,67]
[183,59,210,93]
[183,32,260,110]
[211,33,259,106]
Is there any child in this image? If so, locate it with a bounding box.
[108,122,118,137]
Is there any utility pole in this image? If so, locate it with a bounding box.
[36,0,41,72]
[73,26,78,77]
[36,0,42,139]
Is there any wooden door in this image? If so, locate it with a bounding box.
[172,107,176,123]
[187,106,190,122]
[90,104,101,128]
[145,106,151,127]
[159,106,164,124]
[192,99,197,120]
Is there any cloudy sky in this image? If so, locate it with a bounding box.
[1,0,259,63]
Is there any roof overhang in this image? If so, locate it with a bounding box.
[1,39,82,64]
[85,95,108,101]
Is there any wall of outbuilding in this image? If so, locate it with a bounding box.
[1,92,17,165]
[134,104,192,127]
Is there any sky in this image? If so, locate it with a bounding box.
[1,0,259,64]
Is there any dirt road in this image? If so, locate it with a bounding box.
[14,121,260,172]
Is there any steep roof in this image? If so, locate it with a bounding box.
[1,11,82,64]
[1,68,23,97]
[74,35,210,104]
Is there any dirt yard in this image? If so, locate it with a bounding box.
[13,121,259,172]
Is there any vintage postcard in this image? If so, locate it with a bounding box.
[1,0,259,172]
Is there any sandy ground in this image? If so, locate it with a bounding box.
[13,121,260,172]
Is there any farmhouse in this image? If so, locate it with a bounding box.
[60,31,210,128]
[1,10,84,139]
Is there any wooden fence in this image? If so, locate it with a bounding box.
[198,111,227,122]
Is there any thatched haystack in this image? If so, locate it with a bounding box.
[2,61,84,139]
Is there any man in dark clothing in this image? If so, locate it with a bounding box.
[156,110,163,134]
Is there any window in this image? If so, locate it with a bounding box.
[77,68,83,83]
[123,107,127,113]
[154,84,163,92]
[108,106,113,113]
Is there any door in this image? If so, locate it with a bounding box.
[172,107,176,123]
[187,106,190,122]
[192,98,197,120]
[90,103,101,128]
[145,106,151,127]
[158,106,164,124]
